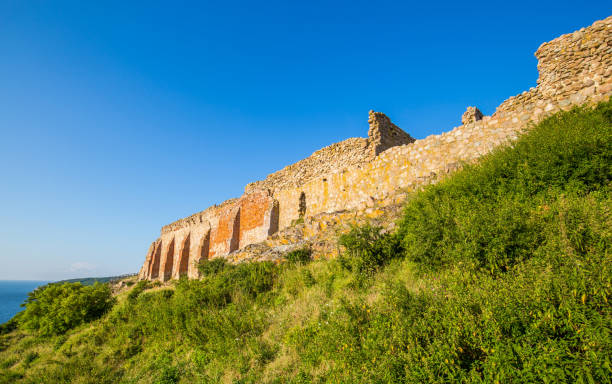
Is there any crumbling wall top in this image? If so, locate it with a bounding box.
[245,111,413,194]
[244,137,370,194]
[367,110,415,156]
[461,107,483,125]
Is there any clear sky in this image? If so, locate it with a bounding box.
[0,1,609,281]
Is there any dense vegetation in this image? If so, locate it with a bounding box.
[0,101,610,383]
[17,282,115,337]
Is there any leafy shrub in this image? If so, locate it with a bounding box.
[286,248,312,264]
[0,319,18,336]
[18,282,115,336]
[127,280,150,301]
[198,257,228,277]
[398,100,612,273]
[193,258,279,306]
[339,224,403,278]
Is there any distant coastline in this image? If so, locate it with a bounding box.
[55,273,136,286]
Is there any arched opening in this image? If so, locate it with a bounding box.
[177,233,190,277]
[229,208,241,252]
[150,241,162,279]
[140,242,155,279]
[268,201,279,235]
[199,230,211,260]
[299,192,306,218]
[163,238,175,280]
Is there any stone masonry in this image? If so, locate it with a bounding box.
[139,16,612,281]
[462,107,483,125]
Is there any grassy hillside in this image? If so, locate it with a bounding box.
[1,100,610,383]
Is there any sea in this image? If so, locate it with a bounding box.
[0,281,49,324]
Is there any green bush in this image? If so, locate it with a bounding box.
[339,224,403,278]
[0,319,18,336]
[18,282,115,336]
[127,280,150,301]
[193,258,280,306]
[398,100,612,273]
[197,257,228,277]
[286,248,312,264]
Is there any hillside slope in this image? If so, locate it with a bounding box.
[1,100,610,383]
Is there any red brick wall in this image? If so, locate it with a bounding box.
[209,203,239,258]
[239,192,268,232]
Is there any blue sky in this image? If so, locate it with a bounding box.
[0,1,609,281]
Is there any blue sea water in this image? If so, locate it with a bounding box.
[0,281,49,324]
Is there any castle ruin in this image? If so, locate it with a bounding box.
[139,16,612,281]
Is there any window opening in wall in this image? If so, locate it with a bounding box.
[299,192,306,218]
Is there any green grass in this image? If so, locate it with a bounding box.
[0,100,610,383]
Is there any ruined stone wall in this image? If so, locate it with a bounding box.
[245,138,370,194]
[139,15,612,281]
[244,112,415,194]
[269,16,611,231]
[238,191,278,249]
[139,191,279,280]
[367,110,416,156]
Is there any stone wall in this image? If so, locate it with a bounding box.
[244,110,415,194]
[244,138,370,194]
[367,110,416,156]
[139,15,612,281]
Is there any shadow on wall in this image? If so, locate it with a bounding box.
[177,233,190,277]
[269,201,279,235]
[150,241,162,279]
[199,230,211,261]
[163,238,175,280]
[230,208,241,253]
[299,192,306,218]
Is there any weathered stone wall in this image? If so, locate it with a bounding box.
[462,107,483,125]
[139,15,612,281]
[244,137,370,194]
[244,111,415,194]
[367,110,416,156]
[238,191,278,249]
[267,16,611,238]
[138,191,280,280]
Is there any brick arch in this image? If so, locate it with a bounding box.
[176,233,190,278]
[268,200,279,235]
[188,229,211,279]
[198,229,211,261]
[149,241,162,279]
[229,208,241,252]
[162,237,175,281]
